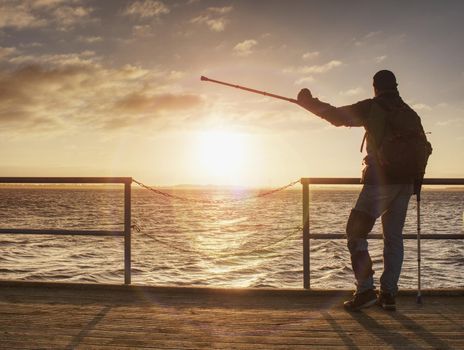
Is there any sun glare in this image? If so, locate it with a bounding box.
[195,130,247,183]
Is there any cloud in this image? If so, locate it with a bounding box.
[132,25,154,38]
[355,31,382,46]
[0,1,96,31]
[294,76,315,85]
[207,6,233,14]
[233,39,257,57]
[190,6,232,32]
[436,118,463,127]
[114,92,202,113]
[52,5,94,30]
[302,51,319,60]
[365,31,382,39]
[0,54,202,132]
[300,60,342,74]
[77,35,103,44]
[412,103,432,111]
[123,0,170,19]
[0,47,17,60]
[19,42,43,48]
[31,0,70,8]
[339,87,365,96]
[8,51,99,67]
[0,2,46,29]
[375,55,387,63]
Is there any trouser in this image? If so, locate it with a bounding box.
[346,184,413,295]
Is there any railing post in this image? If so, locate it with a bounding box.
[124,180,132,284]
[302,180,310,289]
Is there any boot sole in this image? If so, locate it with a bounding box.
[344,298,377,312]
[381,303,396,311]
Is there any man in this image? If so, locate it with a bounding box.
[297,70,425,311]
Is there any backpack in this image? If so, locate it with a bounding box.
[364,100,432,180]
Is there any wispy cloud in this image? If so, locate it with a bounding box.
[190,6,233,32]
[375,55,387,63]
[355,31,382,46]
[300,60,342,74]
[436,118,463,127]
[31,0,70,8]
[123,0,170,19]
[233,39,257,57]
[412,103,432,111]
[294,76,315,85]
[19,42,43,49]
[52,4,95,30]
[8,51,99,67]
[339,87,365,96]
[131,25,154,38]
[0,1,96,31]
[0,47,17,60]
[77,35,103,44]
[302,51,319,60]
[0,2,46,29]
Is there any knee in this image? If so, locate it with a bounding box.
[346,209,376,240]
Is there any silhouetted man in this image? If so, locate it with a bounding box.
[297,70,426,311]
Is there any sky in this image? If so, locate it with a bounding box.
[0,0,463,187]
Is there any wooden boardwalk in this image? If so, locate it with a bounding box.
[0,281,463,349]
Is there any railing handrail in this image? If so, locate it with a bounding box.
[300,177,464,185]
[0,177,132,184]
[0,229,125,236]
[0,177,132,284]
[300,177,464,290]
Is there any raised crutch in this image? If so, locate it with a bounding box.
[200,76,298,104]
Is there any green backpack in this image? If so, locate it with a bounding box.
[364,101,433,180]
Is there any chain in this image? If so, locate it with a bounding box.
[132,179,300,204]
[129,179,301,258]
[132,224,301,258]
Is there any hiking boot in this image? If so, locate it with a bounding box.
[343,289,377,311]
[378,291,396,311]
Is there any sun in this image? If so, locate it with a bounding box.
[195,130,247,183]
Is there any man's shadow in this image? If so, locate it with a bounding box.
[337,309,452,350]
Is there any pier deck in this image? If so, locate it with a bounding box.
[0,281,462,349]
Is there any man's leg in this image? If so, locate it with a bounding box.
[346,209,376,293]
[380,184,412,296]
[343,185,378,311]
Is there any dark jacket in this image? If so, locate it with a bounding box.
[299,90,416,185]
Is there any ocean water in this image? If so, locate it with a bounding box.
[0,185,463,289]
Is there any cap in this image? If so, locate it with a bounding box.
[373,70,397,90]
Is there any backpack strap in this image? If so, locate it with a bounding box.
[359,132,367,153]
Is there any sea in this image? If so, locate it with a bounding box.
[1,185,463,290]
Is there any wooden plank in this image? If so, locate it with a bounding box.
[0,282,462,349]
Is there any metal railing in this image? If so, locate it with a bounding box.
[2,176,463,289]
[300,178,464,289]
[0,177,132,284]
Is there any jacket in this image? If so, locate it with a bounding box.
[299,90,417,185]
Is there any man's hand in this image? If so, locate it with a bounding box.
[297,88,313,106]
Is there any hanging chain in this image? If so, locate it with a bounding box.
[132,223,301,258]
[132,178,300,204]
[129,179,302,258]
